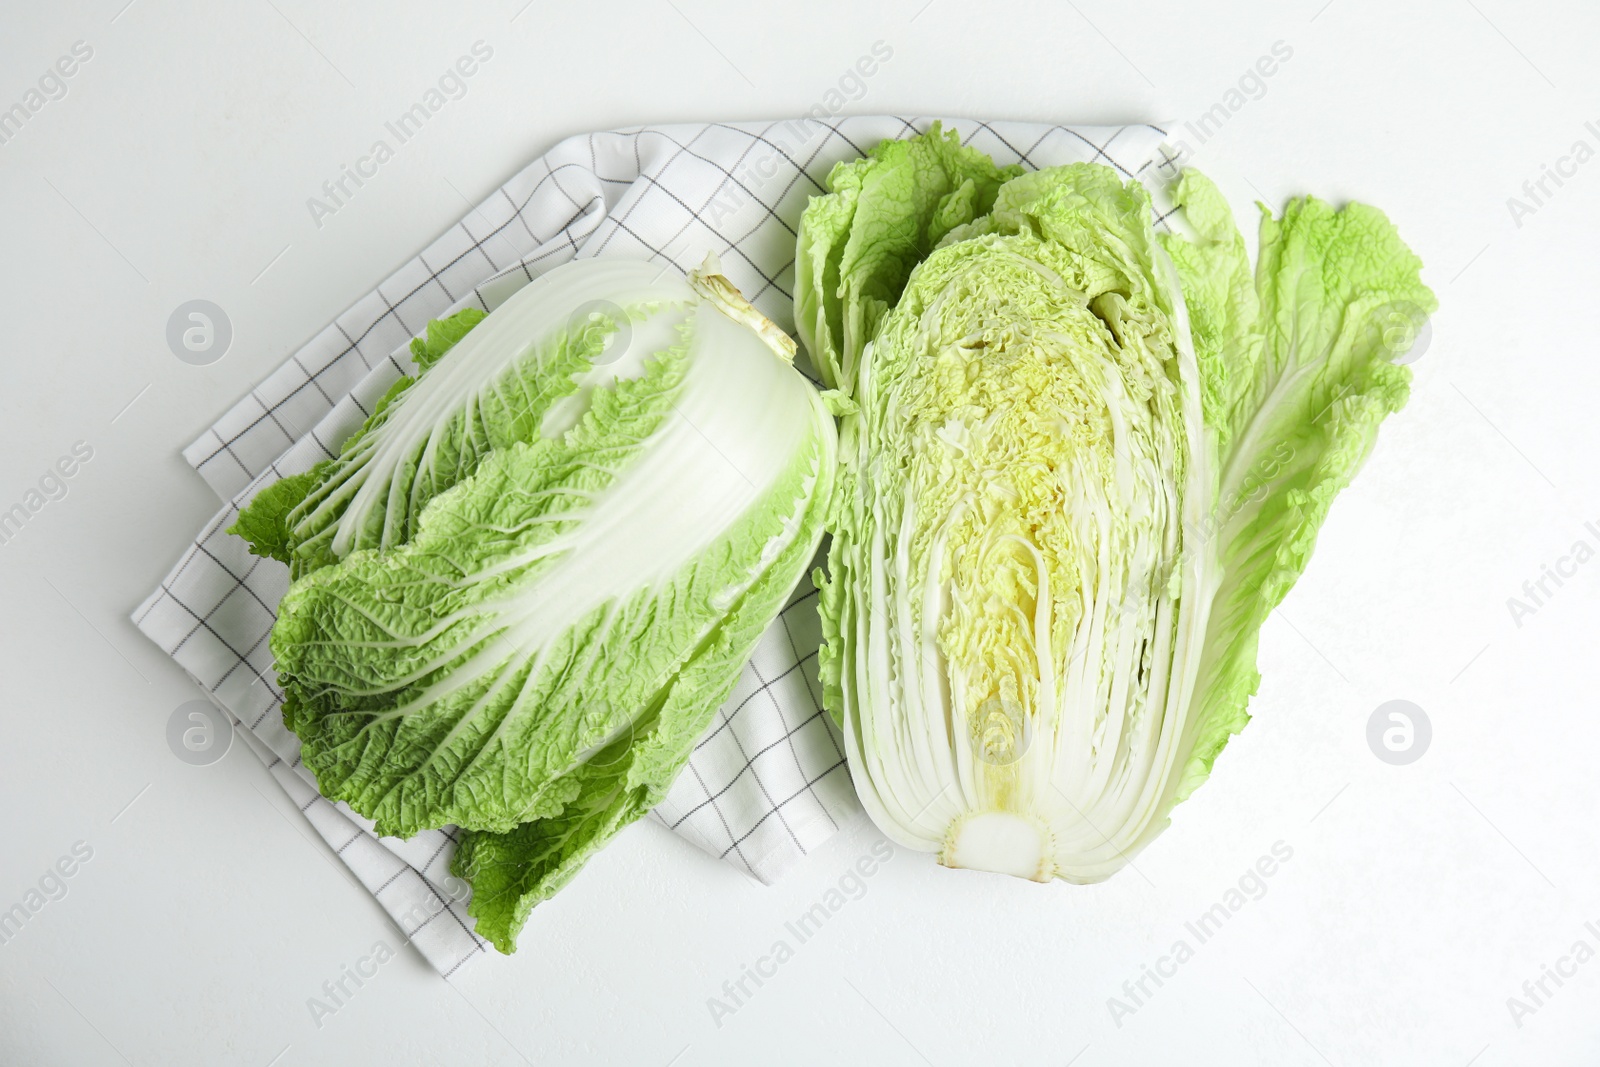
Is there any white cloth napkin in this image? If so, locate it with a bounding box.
[132,115,1173,976]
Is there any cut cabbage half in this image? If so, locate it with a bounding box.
[797,125,1434,882]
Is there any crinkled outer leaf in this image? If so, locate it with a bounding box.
[412,307,486,372]
[798,127,1434,885]
[228,463,329,565]
[794,120,1022,395]
[1170,190,1436,803]
[451,463,824,952]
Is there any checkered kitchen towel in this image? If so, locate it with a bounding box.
[133,115,1172,976]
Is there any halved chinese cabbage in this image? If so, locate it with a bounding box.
[798,127,1433,881]
[234,257,835,948]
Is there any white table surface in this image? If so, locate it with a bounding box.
[3,1,1597,1063]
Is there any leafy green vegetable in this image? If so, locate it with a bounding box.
[233,258,835,949]
[411,307,487,372]
[799,125,1433,882]
[228,464,328,565]
[794,125,1022,395]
